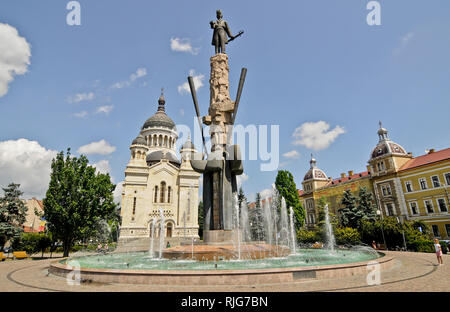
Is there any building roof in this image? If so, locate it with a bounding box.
[328,171,370,186]
[142,91,176,130]
[399,148,450,171]
[370,123,408,160]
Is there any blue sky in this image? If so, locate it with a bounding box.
[0,0,449,202]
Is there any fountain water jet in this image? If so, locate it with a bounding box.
[324,204,336,252]
[159,207,165,259]
[289,207,297,254]
[149,218,156,257]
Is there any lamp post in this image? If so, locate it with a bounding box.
[396,216,407,251]
[377,209,387,250]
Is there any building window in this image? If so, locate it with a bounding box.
[405,181,413,193]
[445,173,450,186]
[386,203,394,216]
[381,185,391,196]
[431,176,441,188]
[432,225,440,237]
[409,202,418,215]
[446,224,450,237]
[154,186,158,203]
[160,182,166,203]
[381,186,387,196]
[168,186,171,203]
[132,197,137,215]
[377,161,385,171]
[437,199,447,212]
[309,213,315,224]
[419,178,427,190]
[424,200,434,214]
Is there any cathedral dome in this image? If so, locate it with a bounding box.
[146,150,180,166]
[303,156,328,181]
[181,138,196,150]
[141,91,176,130]
[131,134,146,145]
[370,122,408,160]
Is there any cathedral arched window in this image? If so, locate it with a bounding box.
[159,135,163,146]
[164,136,168,147]
[154,185,158,203]
[160,181,166,203]
[167,186,171,203]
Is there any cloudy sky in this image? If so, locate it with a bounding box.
[0,0,449,202]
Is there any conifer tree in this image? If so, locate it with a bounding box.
[0,183,28,248]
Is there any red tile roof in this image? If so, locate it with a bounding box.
[400,148,450,171]
[297,190,304,196]
[328,171,370,186]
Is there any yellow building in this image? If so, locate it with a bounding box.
[300,156,373,230]
[299,123,450,239]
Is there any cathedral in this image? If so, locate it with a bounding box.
[118,91,200,244]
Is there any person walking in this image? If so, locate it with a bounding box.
[434,239,443,265]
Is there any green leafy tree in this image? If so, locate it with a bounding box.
[43,149,117,257]
[198,201,204,239]
[238,187,246,207]
[275,170,305,229]
[316,196,338,241]
[356,187,377,223]
[0,183,28,249]
[338,189,360,228]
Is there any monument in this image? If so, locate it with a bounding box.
[188,10,246,244]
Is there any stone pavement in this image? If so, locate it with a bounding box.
[0,251,448,292]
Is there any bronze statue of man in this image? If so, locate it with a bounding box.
[210,10,235,54]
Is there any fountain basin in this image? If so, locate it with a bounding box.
[49,249,391,285]
[162,243,290,261]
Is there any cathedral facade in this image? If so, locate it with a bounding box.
[119,92,200,241]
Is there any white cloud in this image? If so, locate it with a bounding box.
[179,108,185,116]
[77,139,116,155]
[178,69,204,94]
[95,105,114,115]
[110,67,147,90]
[282,150,300,159]
[92,159,111,175]
[259,188,272,200]
[170,37,199,55]
[292,121,345,151]
[67,92,95,103]
[0,139,57,198]
[236,173,249,188]
[74,110,88,118]
[113,181,123,205]
[0,23,31,97]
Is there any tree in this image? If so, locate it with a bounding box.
[274,170,305,229]
[338,189,360,228]
[316,196,338,240]
[238,187,246,207]
[198,201,204,239]
[0,183,28,249]
[356,187,377,223]
[249,193,264,241]
[43,149,117,257]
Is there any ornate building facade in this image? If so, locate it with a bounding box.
[299,123,450,239]
[119,92,200,242]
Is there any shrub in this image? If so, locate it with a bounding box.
[297,229,320,244]
[334,227,361,245]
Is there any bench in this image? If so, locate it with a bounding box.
[0,252,6,261]
[13,251,29,259]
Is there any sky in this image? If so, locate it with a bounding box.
[0,0,449,203]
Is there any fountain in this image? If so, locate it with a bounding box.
[148,218,156,257]
[159,207,165,259]
[289,207,297,254]
[323,204,336,252]
[49,11,389,286]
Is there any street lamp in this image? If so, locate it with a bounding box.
[376,209,387,250]
[396,216,407,251]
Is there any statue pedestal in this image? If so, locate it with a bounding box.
[203,230,238,245]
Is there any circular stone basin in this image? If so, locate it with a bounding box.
[162,243,290,261]
[49,248,389,285]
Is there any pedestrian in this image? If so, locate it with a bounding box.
[434,238,443,265]
[166,241,171,248]
[97,243,102,252]
[372,241,377,250]
[104,243,109,252]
